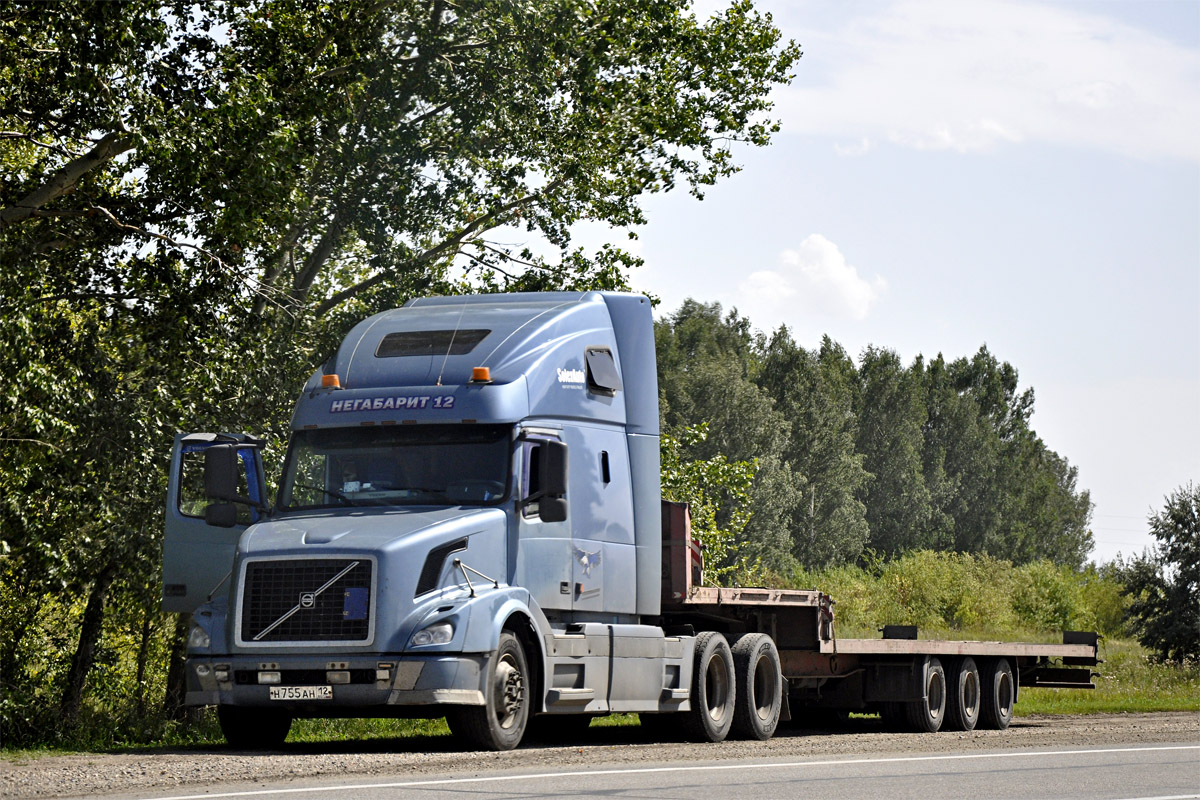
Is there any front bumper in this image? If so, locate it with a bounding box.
[185,653,487,709]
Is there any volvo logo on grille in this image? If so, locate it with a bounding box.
[250,560,363,642]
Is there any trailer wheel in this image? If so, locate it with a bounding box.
[944,656,981,731]
[217,705,292,749]
[681,631,736,742]
[979,657,1015,730]
[730,633,782,740]
[905,656,946,733]
[447,631,530,751]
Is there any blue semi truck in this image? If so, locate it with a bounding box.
[163,291,1098,750]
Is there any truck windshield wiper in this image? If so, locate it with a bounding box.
[291,482,354,506]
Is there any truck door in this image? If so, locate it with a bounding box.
[515,434,573,612]
[162,433,267,613]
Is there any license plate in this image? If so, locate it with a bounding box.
[269,685,332,701]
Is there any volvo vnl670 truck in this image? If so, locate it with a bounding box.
[164,291,1098,750]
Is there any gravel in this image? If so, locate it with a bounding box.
[2,712,1197,799]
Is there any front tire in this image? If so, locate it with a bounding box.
[447,631,530,751]
[730,633,782,740]
[681,631,736,742]
[217,705,292,749]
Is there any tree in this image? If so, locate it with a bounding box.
[1119,483,1200,663]
[655,301,800,573]
[0,0,800,744]
[758,330,868,566]
[855,347,934,556]
[660,424,756,584]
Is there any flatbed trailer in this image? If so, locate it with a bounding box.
[657,502,1099,732]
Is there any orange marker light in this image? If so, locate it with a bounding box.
[322,374,341,389]
[471,367,491,383]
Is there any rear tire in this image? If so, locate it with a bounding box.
[447,631,530,751]
[217,705,292,749]
[681,632,735,743]
[979,657,1015,730]
[944,656,981,731]
[905,656,946,733]
[730,633,782,740]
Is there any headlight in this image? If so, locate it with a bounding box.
[188,625,211,650]
[410,621,454,647]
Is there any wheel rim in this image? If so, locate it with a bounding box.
[493,653,525,730]
[996,670,1013,717]
[928,669,945,722]
[963,669,980,721]
[753,653,778,721]
[705,652,730,722]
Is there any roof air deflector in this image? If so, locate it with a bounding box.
[375,329,490,358]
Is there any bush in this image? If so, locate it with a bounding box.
[786,549,1123,642]
[1012,560,1095,632]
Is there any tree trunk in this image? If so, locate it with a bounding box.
[59,562,118,721]
[0,130,134,227]
[162,613,191,720]
[134,612,153,716]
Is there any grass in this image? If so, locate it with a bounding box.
[3,640,1194,760]
[1016,639,1200,716]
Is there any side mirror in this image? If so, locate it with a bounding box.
[204,445,241,502]
[539,496,568,523]
[540,440,568,497]
[204,502,238,528]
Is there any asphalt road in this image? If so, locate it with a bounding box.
[71,743,1200,800]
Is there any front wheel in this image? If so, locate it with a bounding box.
[217,705,292,749]
[447,631,530,751]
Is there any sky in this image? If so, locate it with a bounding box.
[574,0,1200,564]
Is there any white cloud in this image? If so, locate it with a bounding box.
[777,0,1200,162]
[737,234,887,324]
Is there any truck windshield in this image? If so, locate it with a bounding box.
[278,424,511,510]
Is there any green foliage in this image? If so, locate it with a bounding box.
[789,550,1108,640]
[1018,640,1199,716]
[660,424,756,584]
[656,302,800,573]
[655,302,1094,573]
[1116,483,1200,664]
[1,0,799,747]
[758,332,870,567]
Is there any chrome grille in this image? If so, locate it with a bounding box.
[240,559,372,643]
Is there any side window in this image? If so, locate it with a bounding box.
[521,441,542,519]
[520,438,563,519]
[178,446,257,525]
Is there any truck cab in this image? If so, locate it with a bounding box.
[164,292,681,750]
